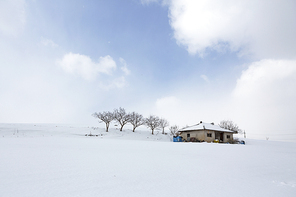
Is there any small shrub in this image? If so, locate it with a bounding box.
[189,137,200,142]
[228,138,240,144]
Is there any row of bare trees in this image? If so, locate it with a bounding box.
[92,107,171,135]
[92,108,241,136]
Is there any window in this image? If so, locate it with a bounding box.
[227,135,230,139]
[187,134,190,138]
[207,133,212,137]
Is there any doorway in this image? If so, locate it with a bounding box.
[187,133,190,141]
[220,133,224,142]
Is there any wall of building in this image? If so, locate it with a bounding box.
[223,132,233,142]
[180,130,233,143]
[180,130,215,142]
[204,130,215,142]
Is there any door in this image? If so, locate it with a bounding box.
[187,133,190,141]
[220,133,224,142]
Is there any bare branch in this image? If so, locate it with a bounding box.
[159,118,169,134]
[128,112,144,132]
[169,125,179,136]
[114,107,130,131]
[219,120,241,134]
[92,111,114,132]
[145,115,160,135]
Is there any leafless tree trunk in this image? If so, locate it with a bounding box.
[114,107,130,131]
[159,118,169,134]
[128,112,144,132]
[145,115,160,135]
[92,111,114,132]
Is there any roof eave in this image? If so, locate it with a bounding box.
[180,129,234,133]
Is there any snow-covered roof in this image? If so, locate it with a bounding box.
[179,122,234,133]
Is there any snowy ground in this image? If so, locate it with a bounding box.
[1,124,296,197]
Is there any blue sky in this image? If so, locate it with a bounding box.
[1,0,296,141]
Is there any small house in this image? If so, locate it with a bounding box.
[179,121,234,143]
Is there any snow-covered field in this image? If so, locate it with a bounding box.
[1,124,295,197]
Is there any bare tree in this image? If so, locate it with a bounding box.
[92,111,114,132]
[114,107,130,131]
[169,125,179,136]
[128,112,145,132]
[145,115,160,135]
[159,118,169,134]
[219,120,241,134]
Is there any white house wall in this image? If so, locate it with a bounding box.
[180,130,233,143]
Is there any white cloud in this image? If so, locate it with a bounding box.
[156,96,179,109]
[166,0,296,59]
[98,76,127,90]
[58,53,117,81]
[233,60,296,98]
[119,58,131,75]
[232,59,296,140]
[155,96,181,123]
[140,0,159,5]
[200,75,209,82]
[40,37,58,48]
[112,76,126,88]
[0,0,26,36]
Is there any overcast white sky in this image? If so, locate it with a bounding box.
[1,0,296,141]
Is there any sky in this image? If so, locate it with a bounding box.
[1,0,296,141]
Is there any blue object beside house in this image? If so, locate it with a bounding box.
[173,136,183,142]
